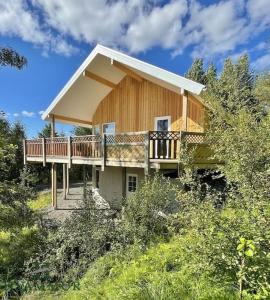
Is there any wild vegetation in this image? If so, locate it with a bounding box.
[1,52,269,299]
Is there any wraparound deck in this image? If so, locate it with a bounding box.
[24,131,209,172]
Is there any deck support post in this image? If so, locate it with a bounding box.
[50,114,57,209]
[101,134,106,171]
[51,163,57,209]
[92,165,96,189]
[63,164,67,200]
[83,165,87,199]
[144,131,150,176]
[66,165,70,196]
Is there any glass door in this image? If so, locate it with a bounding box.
[154,116,171,158]
[126,173,138,198]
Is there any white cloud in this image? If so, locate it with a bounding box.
[31,0,146,47]
[0,0,269,61]
[252,52,270,71]
[22,110,35,117]
[0,0,77,56]
[13,113,20,117]
[175,0,249,58]
[38,110,44,115]
[247,0,270,31]
[124,0,188,53]
[0,0,46,44]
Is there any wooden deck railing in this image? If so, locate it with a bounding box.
[149,131,180,159]
[25,135,102,161]
[105,131,146,163]
[24,131,206,164]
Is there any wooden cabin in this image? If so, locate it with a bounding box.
[24,45,213,208]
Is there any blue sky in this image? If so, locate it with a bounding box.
[0,0,269,137]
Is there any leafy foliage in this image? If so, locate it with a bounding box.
[28,193,51,211]
[0,112,43,298]
[0,47,27,69]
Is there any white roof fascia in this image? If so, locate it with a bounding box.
[97,45,205,94]
[42,44,205,120]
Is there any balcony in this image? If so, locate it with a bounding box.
[23,131,207,172]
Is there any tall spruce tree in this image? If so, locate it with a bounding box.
[214,55,257,112]
[185,58,206,84]
[235,54,257,108]
[205,62,217,92]
[38,123,58,138]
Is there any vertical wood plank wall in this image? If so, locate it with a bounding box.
[187,94,205,133]
[92,76,205,133]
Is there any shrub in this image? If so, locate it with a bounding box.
[119,175,178,245]
[24,175,178,291]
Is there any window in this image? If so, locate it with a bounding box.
[93,124,100,135]
[126,174,138,197]
[154,116,171,131]
[103,122,115,135]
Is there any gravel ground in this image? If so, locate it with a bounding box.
[41,182,88,223]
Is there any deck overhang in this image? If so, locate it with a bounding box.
[42,44,205,127]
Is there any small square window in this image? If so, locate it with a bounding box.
[127,175,137,193]
[103,122,115,135]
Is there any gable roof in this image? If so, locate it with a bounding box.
[42,44,205,127]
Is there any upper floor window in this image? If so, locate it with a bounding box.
[93,124,100,135]
[154,116,171,131]
[103,122,115,135]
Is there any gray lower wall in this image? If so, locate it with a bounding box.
[96,166,146,209]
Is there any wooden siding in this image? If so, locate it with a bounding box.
[92,76,206,133]
[187,94,206,132]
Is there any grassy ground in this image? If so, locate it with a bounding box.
[28,192,51,211]
[23,238,238,300]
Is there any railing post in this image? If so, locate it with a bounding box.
[42,138,46,166]
[101,134,106,171]
[67,136,72,168]
[144,131,150,176]
[23,139,27,165]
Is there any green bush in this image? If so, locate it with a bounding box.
[119,175,178,245]
[28,193,51,211]
[24,175,178,288]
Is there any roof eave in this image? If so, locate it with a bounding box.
[42,44,205,121]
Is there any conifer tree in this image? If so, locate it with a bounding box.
[235,54,257,108]
[212,58,235,110]
[205,62,217,91]
[185,58,206,84]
